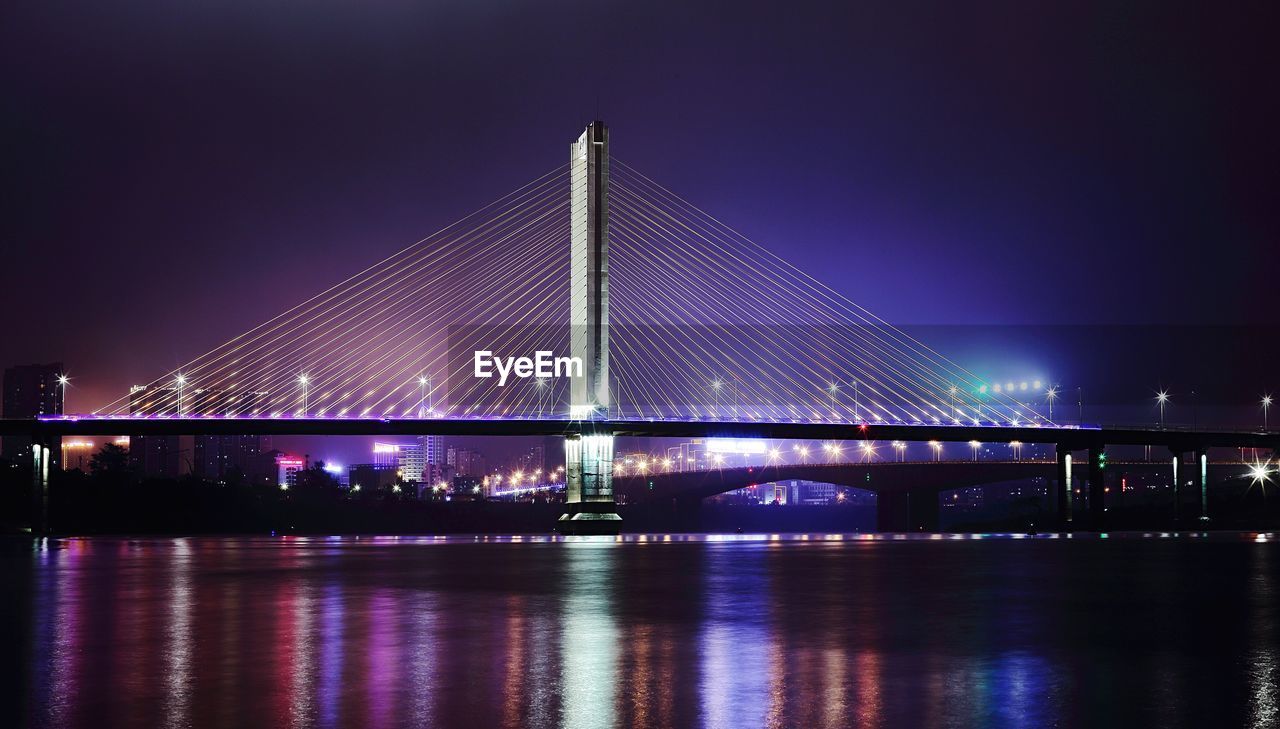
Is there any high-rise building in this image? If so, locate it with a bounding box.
[126,384,180,477]
[419,434,442,471]
[373,441,429,482]
[194,435,268,482]
[276,454,305,488]
[128,385,267,478]
[517,444,546,475]
[2,362,65,462]
[348,463,399,492]
[446,446,486,478]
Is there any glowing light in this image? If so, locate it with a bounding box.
[57,375,70,386]
[1249,460,1273,486]
[706,438,766,454]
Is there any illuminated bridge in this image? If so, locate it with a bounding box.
[7,122,1277,533]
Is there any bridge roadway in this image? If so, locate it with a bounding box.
[4,416,1277,452]
[612,460,1253,531]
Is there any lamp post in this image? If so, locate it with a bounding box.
[969,440,981,462]
[298,374,309,416]
[1157,391,1169,429]
[793,444,810,464]
[710,379,722,416]
[1010,440,1022,461]
[893,440,905,462]
[1046,386,1057,422]
[929,440,941,462]
[418,375,430,417]
[536,377,548,418]
[827,382,838,418]
[175,375,187,416]
[56,374,69,414]
[1263,395,1272,431]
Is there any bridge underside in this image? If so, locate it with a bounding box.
[614,461,1251,532]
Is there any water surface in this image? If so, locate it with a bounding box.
[8,533,1279,728]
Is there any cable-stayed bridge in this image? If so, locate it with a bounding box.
[8,122,1277,533]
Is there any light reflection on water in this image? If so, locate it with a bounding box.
[13,533,1280,728]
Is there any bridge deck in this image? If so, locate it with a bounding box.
[2,416,1274,450]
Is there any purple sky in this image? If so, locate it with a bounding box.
[3,0,1277,419]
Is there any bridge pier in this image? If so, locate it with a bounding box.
[876,489,938,533]
[558,431,622,535]
[30,436,57,535]
[1196,447,1209,523]
[1170,448,1184,525]
[1055,445,1073,530]
[1087,446,1106,530]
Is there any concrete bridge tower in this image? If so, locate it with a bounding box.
[560,121,621,534]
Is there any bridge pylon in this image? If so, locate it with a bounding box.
[559,121,621,534]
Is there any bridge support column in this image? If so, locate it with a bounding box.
[1088,446,1106,530]
[1196,447,1209,523]
[558,431,621,535]
[1056,445,1073,530]
[876,489,938,533]
[30,437,56,535]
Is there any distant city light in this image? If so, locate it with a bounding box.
[706,438,766,454]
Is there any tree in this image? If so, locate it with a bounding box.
[89,442,130,479]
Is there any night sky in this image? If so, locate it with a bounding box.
[4,0,1278,420]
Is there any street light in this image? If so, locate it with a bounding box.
[418,375,431,417]
[1263,395,1272,431]
[175,374,187,416]
[1156,391,1169,429]
[1010,440,1022,461]
[929,440,941,462]
[1045,386,1058,422]
[892,441,906,462]
[827,382,839,417]
[859,441,876,462]
[56,374,70,414]
[823,441,842,461]
[793,444,810,464]
[535,377,548,418]
[969,440,981,462]
[298,374,310,416]
[710,379,723,415]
